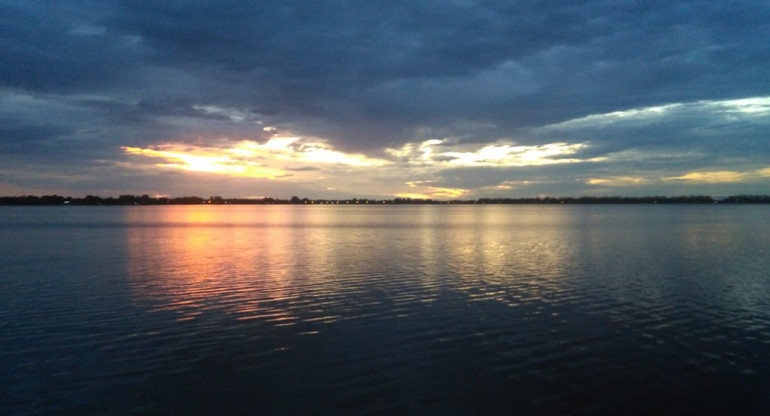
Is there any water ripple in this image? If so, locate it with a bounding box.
[2,205,770,415]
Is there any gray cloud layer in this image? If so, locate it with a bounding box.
[1,0,769,196]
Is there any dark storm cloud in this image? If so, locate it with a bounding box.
[236,0,756,148]
[2,0,769,196]
[0,1,144,92]
[6,1,770,133]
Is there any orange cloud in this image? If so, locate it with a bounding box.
[122,146,286,178]
[664,171,746,183]
[121,137,388,179]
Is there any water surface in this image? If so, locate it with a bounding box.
[2,205,769,415]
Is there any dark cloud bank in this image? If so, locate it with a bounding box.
[1,0,769,197]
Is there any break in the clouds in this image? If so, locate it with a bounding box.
[2,0,769,198]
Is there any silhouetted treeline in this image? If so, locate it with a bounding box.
[3,194,770,206]
[476,195,718,204]
[0,194,287,205]
[719,195,770,203]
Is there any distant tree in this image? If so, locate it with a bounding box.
[83,195,102,205]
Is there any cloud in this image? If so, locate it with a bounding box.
[665,171,746,183]
[387,139,603,167]
[586,177,650,187]
[664,167,770,184]
[395,187,468,200]
[0,1,144,92]
[537,96,770,171]
[1,0,770,197]
[120,134,390,192]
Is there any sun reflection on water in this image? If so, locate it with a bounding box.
[121,205,770,345]
[380,205,582,310]
[122,205,607,327]
[124,206,300,323]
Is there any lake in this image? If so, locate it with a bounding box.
[1,205,769,415]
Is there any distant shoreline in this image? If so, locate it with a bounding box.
[2,194,770,205]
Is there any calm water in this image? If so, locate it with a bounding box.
[1,205,769,415]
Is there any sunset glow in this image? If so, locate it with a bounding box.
[122,136,388,180]
[122,146,286,178]
[587,177,649,186]
[121,135,609,198]
[665,171,746,183]
[386,140,601,167]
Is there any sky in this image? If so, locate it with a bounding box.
[1,0,769,199]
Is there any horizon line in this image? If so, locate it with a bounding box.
[3,194,770,205]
